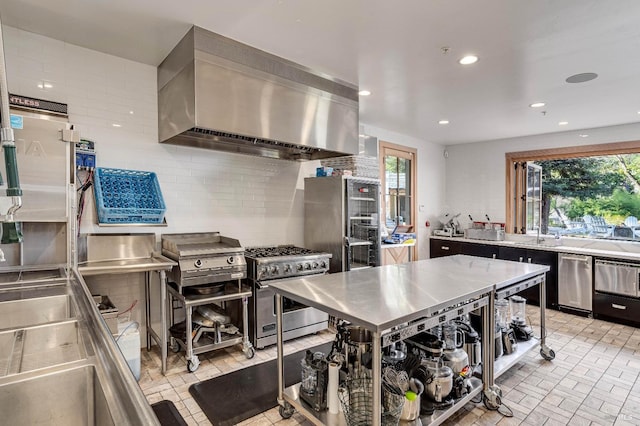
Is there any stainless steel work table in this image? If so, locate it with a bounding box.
[269,255,552,425]
[78,255,177,374]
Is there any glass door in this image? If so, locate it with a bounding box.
[380,141,417,260]
[345,178,380,270]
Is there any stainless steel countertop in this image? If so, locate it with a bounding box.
[431,235,640,262]
[269,255,547,332]
[78,254,176,276]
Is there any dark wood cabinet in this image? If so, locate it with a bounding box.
[429,239,464,258]
[593,292,640,327]
[496,246,557,309]
[459,241,500,259]
[429,238,558,309]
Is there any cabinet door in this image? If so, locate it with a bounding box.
[459,242,499,259]
[526,249,558,309]
[429,239,462,258]
[498,246,541,306]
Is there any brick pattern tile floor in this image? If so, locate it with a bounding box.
[140,306,640,425]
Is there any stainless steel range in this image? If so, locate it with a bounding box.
[244,245,332,349]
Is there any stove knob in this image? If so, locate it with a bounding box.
[271,265,279,275]
[296,264,304,272]
[227,256,235,264]
[304,263,311,270]
[194,259,203,268]
[284,264,292,273]
[259,266,268,278]
[312,262,319,269]
[320,260,327,268]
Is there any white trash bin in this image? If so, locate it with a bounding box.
[113,321,141,380]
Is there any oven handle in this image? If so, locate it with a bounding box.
[256,281,270,290]
[255,273,327,290]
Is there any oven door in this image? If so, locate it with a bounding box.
[255,278,328,342]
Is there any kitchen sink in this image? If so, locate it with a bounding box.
[0,266,159,425]
[0,364,115,426]
[0,293,75,330]
[0,320,85,377]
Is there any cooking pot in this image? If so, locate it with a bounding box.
[419,358,453,403]
[344,325,372,375]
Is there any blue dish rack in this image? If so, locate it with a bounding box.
[94,168,166,224]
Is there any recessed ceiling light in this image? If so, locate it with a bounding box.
[529,102,546,108]
[129,110,134,115]
[37,82,53,89]
[458,55,479,65]
[559,121,569,126]
[566,72,598,83]
[579,134,589,138]
[112,123,121,127]
[358,90,371,96]
[438,120,450,125]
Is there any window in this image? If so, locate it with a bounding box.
[506,141,640,241]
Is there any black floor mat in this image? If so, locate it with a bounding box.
[151,400,187,426]
[189,341,333,426]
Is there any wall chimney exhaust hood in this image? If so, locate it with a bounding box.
[158,26,359,161]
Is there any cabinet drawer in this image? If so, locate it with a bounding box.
[593,293,640,325]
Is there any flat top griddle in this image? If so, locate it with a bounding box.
[161,232,244,258]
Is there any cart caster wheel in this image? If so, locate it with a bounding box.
[540,347,555,361]
[279,404,294,419]
[244,346,255,359]
[483,393,502,410]
[483,386,502,411]
[187,358,200,373]
[170,340,180,353]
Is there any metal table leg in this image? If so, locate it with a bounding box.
[371,330,381,426]
[241,294,255,358]
[160,270,167,375]
[145,271,151,351]
[538,276,555,360]
[482,290,502,409]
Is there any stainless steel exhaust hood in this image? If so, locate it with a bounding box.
[158,26,359,161]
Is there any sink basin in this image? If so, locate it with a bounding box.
[0,293,76,330]
[0,320,85,377]
[0,364,115,426]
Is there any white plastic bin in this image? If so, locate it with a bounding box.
[113,321,141,380]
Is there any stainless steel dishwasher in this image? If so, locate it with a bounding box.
[558,253,593,312]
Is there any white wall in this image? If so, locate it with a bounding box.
[445,124,640,230]
[3,26,308,248]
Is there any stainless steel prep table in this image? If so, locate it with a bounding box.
[78,256,176,374]
[269,254,551,425]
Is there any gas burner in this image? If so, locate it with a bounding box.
[245,245,319,258]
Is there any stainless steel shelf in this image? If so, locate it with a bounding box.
[495,337,539,378]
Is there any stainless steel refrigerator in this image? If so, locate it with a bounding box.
[304,176,381,272]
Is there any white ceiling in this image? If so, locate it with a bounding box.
[1,0,639,145]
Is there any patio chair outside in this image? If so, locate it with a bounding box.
[583,215,613,237]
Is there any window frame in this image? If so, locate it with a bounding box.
[505,140,640,234]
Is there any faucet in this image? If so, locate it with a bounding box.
[536,227,544,244]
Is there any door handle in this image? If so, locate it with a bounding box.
[441,246,450,250]
[612,303,627,310]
